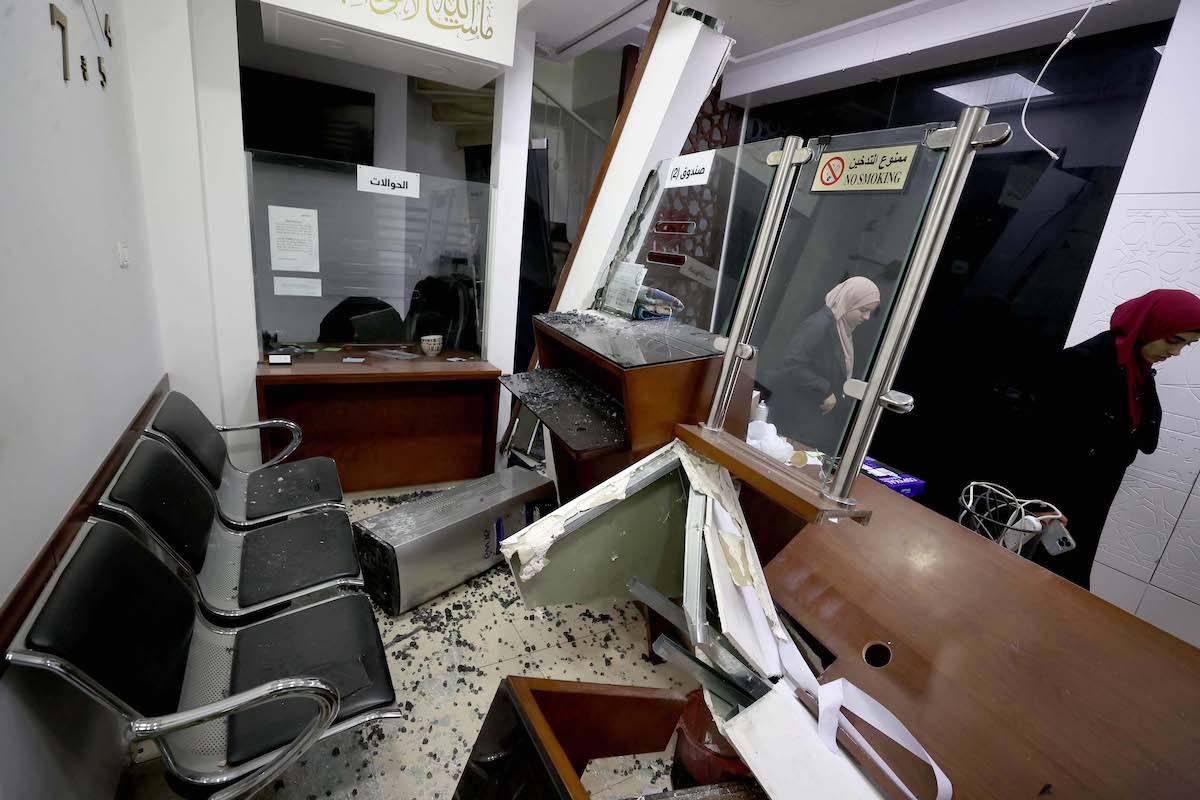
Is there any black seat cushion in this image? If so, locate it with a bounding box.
[151,392,228,488]
[109,439,216,572]
[226,594,394,764]
[238,511,360,606]
[28,520,195,717]
[245,457,343,520]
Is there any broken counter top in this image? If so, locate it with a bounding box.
[500,368,628,454]
[536,310,722,369]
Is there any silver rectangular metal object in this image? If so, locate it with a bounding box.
[354,468,557,616]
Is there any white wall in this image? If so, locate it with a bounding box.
[1,0,163,611]
[1067,0,1200,646]
[123,0,226,422]
[192,0,261,457]
[485,28,536,444]
[0,0,160,793]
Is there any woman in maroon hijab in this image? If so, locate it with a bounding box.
[1034,289,1200,588]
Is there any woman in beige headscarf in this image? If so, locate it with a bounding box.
[773,276,881,452]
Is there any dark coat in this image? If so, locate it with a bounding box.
[771,307,851,453]
[1031,330,1161,588]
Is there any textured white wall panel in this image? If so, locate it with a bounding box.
[1095,466,1189,582]
[1151,489,1200,605]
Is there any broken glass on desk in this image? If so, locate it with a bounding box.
[537,310,722,369]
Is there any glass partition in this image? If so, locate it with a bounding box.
[596,139,783,332]
[747,124,947,469]
[247,149,490,351]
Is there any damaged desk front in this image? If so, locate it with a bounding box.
[256,349,500,491]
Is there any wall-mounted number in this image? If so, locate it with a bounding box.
[49,3,69,81]
[48,4,114,87]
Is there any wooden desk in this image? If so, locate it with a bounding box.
[255,348,500,492]
[764,476,1200,800]
[508,313,751,502]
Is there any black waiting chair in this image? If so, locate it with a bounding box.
[145,391,344,528]
[6,518,400,800]
[99,438,362,622]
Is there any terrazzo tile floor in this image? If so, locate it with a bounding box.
[120,486,695,800]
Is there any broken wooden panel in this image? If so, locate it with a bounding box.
[502,446,691,607]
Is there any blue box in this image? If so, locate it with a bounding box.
[861,457,926,498]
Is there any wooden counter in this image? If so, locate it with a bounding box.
[764,475,1200,800]
[255,347,500,491]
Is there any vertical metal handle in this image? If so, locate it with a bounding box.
[705,136,809,430]
[827,107,1003,503]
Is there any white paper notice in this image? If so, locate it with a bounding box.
[273,276,322,297]
[357,165,420,198]
[601,261,646,317]
[268,206,320,272]
[664,149,716,188]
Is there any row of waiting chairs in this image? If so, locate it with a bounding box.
[5,391,402,799]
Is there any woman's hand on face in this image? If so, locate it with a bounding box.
[821,394,837,413]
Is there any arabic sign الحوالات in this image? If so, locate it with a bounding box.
[357,165,421,198]
[664,149,717,189]
[810,144,918,192]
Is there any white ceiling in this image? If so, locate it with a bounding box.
[519,0,925,60]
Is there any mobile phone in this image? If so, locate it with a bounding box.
[1039,518,1076,556]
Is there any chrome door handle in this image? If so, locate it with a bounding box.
[879,390,914,414]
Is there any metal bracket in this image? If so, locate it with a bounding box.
[714,337,756,360]
[879,389,915,414]
[767,147,814,167]
[972,122,1012,148]
[925,127,956,150]
[843,379,913,413]
[928,122,1012,150]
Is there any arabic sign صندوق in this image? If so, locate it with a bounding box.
[664,149,717,189]
[810,144,918,192]
[357,165,421,198]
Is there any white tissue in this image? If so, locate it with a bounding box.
[746,420,795,465]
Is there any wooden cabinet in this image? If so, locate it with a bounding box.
[256,348,500,492]
[504,312,751,502]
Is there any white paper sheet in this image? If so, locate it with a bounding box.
[600,261,646,317]
[268,205,320,272]
[273,276,322,297]
[724,684,884,800]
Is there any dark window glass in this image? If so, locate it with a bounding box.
[745,20,1171,516]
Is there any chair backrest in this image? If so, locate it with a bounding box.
[109,438,217,572]
[151,391,227,488]
[26,519,196,717]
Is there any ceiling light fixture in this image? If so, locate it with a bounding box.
[933,74,1052,106]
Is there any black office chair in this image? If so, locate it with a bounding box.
[6,518,400,800]
[145,391,343,528]
[99,438,362,622]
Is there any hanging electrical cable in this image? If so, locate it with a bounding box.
[1021,0,1102,160]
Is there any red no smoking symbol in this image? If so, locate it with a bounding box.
[820,156,845,186]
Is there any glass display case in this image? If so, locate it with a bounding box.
[246,150,491,351]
